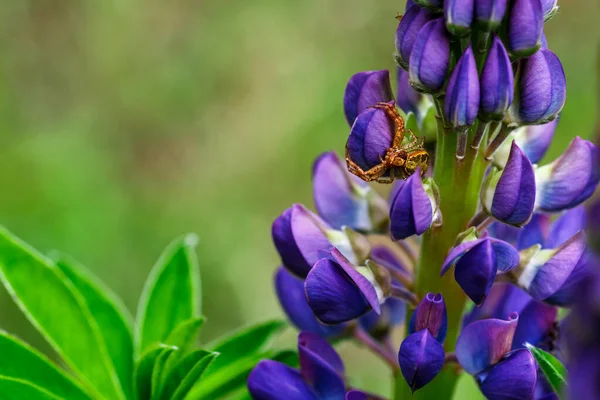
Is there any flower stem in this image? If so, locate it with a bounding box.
[353,326,399,373]
[485,123,514,160]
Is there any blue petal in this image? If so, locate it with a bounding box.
[544,251,593,306]
[445,0,474,35]
[247,360,318,400]
[455,239,498,305]
[480,35,514,121]
[478,349,537,400]
[490,238,520,272]
[395,7,435,68]
[298,332,346,399]
[409,292,448,342]
[398,329,445,392]
[507,0,543,57]
[389,170,433,240]
[546,206,587,248]
[456,315,519,375]
[275,267,345,338]
[347,106,395,171]
[441,238,485,276]
[516,214,551,250]
[519,118,558,164]
[444,46,480,128]
[511,299,557,349]
[343,70,394,126]
[462,283,532,328]
[409,18,451,93]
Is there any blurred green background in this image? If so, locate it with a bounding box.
[0,0,598,397]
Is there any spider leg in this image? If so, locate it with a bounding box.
[369,102,406,148]
[346,143,391,182]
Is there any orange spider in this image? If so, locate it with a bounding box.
[345,102,429,184]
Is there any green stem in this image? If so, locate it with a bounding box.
[393,113,489,400]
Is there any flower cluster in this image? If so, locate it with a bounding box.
[248,0,600,399]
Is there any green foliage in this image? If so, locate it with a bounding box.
[0,227,288,399]
[526,343,567,398]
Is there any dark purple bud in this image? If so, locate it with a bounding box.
[398,329,445,392]
[405,0,417,10]
[477,349,537,400]
[444,0,474,36]
[442,237,519,305]
[344,70,394,126]
[456,314,519,375]
[274,267,345,338]
[480,36,514,122]
[305,249,383,324]
[482,142,536,227]
[535,137,600,212]
[409,293,448,342]
[298,332,346,399]
[312,152,388,232]
[540,0,558,20]
[347,104,394,172]
[272,204,332,278]
[397,68,431,125]
[389,171,437,240]
[248,360,318,400]
[475,0,508,30]
[510,49,566,125]
[409,19,451,93]
[395,7,435,70]
[444,47,480,128]
[518,231,587,300]
[507,0,543,57]
[414,0,443,11]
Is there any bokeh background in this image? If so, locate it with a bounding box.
[0,0,598,397]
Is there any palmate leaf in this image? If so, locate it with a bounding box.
[0,227,125,399]
[186,320,286,399]
[52,253,135,400]
[135,234,201,356]
[0,331,90,400]
[526,343,568,398]
[0,376,63,400]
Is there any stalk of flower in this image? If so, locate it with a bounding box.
[249,0,600,399]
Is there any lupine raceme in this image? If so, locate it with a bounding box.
[248,0,600,399]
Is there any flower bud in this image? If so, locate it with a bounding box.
[493,118,558,167]
[409,19,451,93]
[274,267,345,338]
[398,329,445,392]
[535,137,600,212]
[444,0,474,36]
[442,236,519,305]
[248,360,316,400]
[479,36,514,122]
[509,49,566,125]
[396,68,432,126]
[343,70,394,126]
[390,172,439,240]
[346,104,395,172]
[305,248,388,324]
[507,0,543,57]
[298,332,346,399]
[409,293,448,342]
[395,6,435,70]
[444,47,480,128]
[405,0,417,10]
[481,142,536,227]
[456,314,519,375]
[312,152,388,233]
[475,0,508,31]
[477,349,537,400]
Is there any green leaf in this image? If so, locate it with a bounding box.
[134,344,177,400]
[158,349,218,400]
[52,253,135,400]
[526,343,567,397]
[164,317,205,350]
[135,234,201,356]
[0,376,63,400]
[151,347,178,399]
[0,331,90,400]
[0,227,125,400]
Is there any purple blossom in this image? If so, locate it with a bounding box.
[395,7,435,70]
[409,18,451,93]
[480,36,514,122]
[344,70,394,126]
[398,329,445,392]
[507,0,543,57]
[444,46,480,128]
[475,0,508,30]
[389,170,436,240]
[408,292,448,342]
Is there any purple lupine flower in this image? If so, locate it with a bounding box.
[248,332,345,400]
[444,0,474,36]
[456,315,537,399]
[272,204,333,278]
[509,49,566,125]
[414,0,443,11]
[481,142,536,227]
[442,235,519,305]
[275,267,346,338]
[389,170,438,240]
[405,0,417,10]
[517,231,587,301]
[535,137,600,212]
[305,248,385,324]
[540,0,558,20]
[408,292,448,342]
[475,0,508,31]
[409,18,451,93]
[398,328,445,392]
[396,68,431,126]
[494,119,558,167]
[312,151,388,233]
[343,70,394,126]
[507,0,543,57]
[346,103,395,173]
[479,36,514,122]
[395,7,435,70]
[444,46,480,128]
